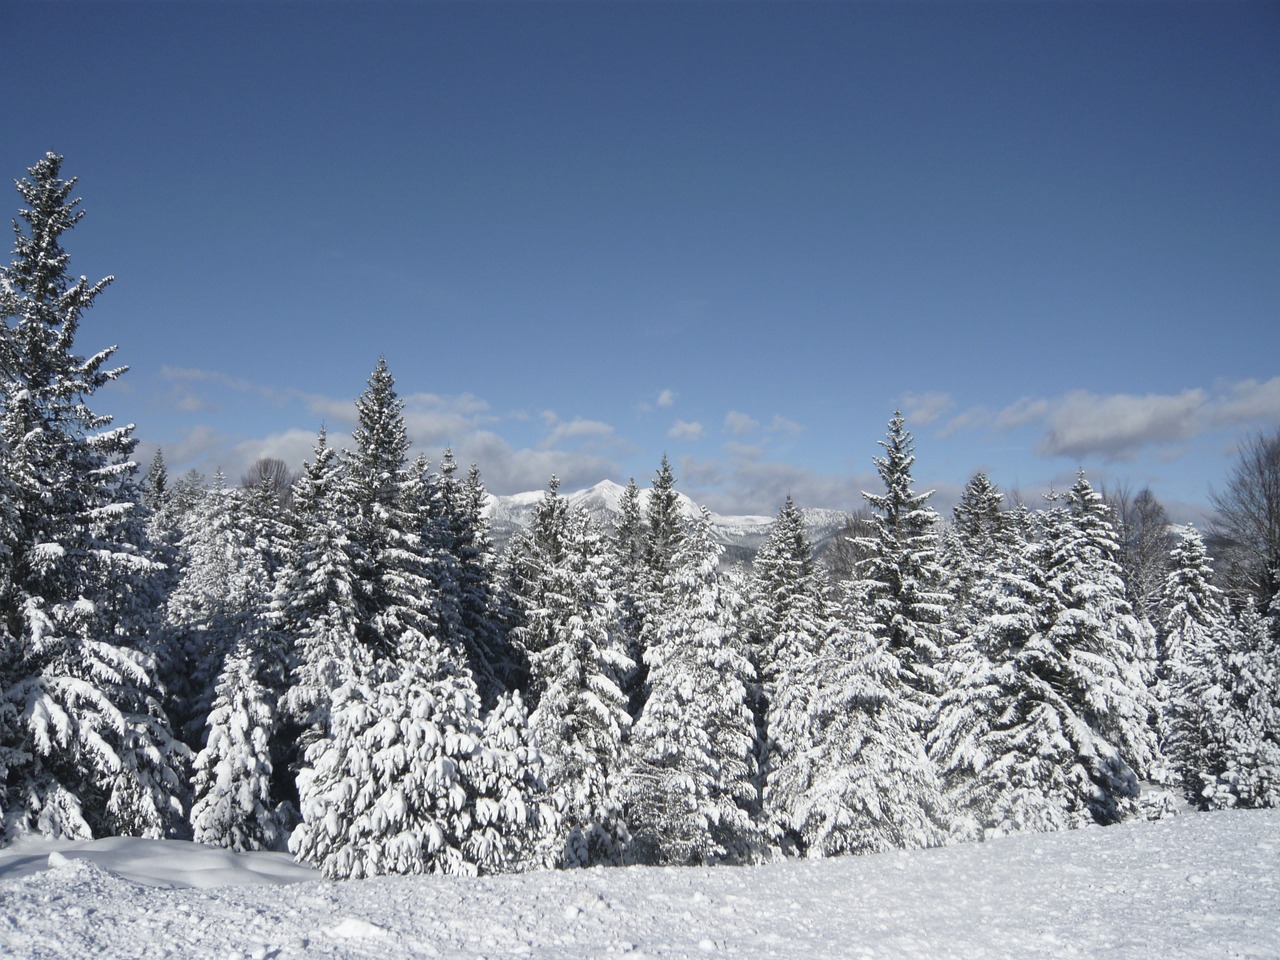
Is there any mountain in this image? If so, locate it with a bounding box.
[483,479,852,567]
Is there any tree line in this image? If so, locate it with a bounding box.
[1,154,1276,879]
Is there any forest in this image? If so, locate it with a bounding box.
[1,154,1276,880]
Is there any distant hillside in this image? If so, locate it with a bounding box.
[483,479,851,567]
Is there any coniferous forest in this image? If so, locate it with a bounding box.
[2,155,1277,879]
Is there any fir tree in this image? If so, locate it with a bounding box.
[769,604,949,857]
[851,412,952,730]
[505,482,633,866]
[1159,527,1232,806]
[746,495,831,846]
[189,641,285,851]
[611,477,649,714]
[281,426,367,744]
[624,509,760,865]
[1204,606,1280,809]
[644,455,684,584]
[0,154,184,839]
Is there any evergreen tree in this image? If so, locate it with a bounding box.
[644,455,684,584]
[1204,606,1280,809]
[1159,527,1232,806]
[281,427,367,744]
[943,472,1008,641]
[769,604,949,856]
[746,495,831,846]
[624,508,760,865]
[850,412,952,730]
[431,452,514,705]
[189,641,284,851]
[505,481,633,866]
[931,513,1114,836]
[611,477,649,714]
[1047,475,1161,783]
[0,154,184,839]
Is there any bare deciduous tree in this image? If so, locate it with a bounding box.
[1209,428,1280,611]
[1103,483,1175,621]
[241,457,297,509]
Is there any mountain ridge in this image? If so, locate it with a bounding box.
[483,479,852,565]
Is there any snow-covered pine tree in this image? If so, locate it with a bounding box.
[935,481,1156,831]
[1159,527,1232,807]
[186,479,294,848]
[1047,474,1162,786]
[504,480,633,866]
[769,599,949,857]
[281,427,367,744]
[850,412,953,731]
[1203,605,1280,809]
[189,639,284,851]
[463,689,556,871]
[161,474,248,745]
[339,359,440,667]
[290,364,545,878]
[624,508,760,865]
[644,455,684,585]
[429,452,514,706]
[0,154,184,840]
[931,508,1111,837]
[611,476,649,714]
[942,472,1008,642]
[746,495,831,848]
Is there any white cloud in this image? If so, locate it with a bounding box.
[1210,376,1280,426]
[668,420,706,441]
[996,396,1051,431]
[768,414,803,436]
[540,417,615,449]
[1037,389,1207,460]
[657,389,677,409]
[724,411,759,436]
[900,391,954,426]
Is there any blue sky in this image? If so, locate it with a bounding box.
[3,2,1277,521]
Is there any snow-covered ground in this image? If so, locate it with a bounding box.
[1,810,1276,959]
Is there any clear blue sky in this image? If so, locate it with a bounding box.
[4,1,1277,521]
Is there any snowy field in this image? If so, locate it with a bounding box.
[1,810,1277,959]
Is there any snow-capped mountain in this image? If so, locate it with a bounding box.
[483,479,852,565]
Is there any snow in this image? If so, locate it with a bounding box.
[2,810,1277,958]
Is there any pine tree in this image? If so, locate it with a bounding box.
[430,453,514,706]
[189,641,284,851]
[851,412,952,730]
[0,154,184,839]
[282,427,367,744]
[1204,606,1280,809]
[624,508,760,865]
[611,477,649,714]
[1046,475,1161,784]
[644,455,684,584]
[769,604,949,857]
[747,495,831,846]
[931,513,1108,836]
[505,481,633,866]
[183,479,294,847]
[943,472,1008,641]
[1159,527,1232,806]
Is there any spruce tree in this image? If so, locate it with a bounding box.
[769,603,949,856]
[851,412,952,730]
[504,481,633,866]
[1204,606,1280,809]
[624,508,760,865]
[1159,527,1232,806]
[747,495,831,846]
[0,154,184,839]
